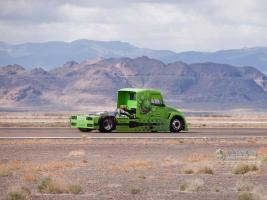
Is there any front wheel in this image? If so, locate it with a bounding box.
[170,117,184,133]
[99,117,116,133]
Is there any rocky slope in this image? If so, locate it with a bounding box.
[1,57,267,109]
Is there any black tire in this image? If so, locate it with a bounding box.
[78,128,92,132]
[99,117,116,133]
[170,117,184,133]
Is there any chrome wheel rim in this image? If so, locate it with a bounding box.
[172,119,181,130]
[103,119,113,130]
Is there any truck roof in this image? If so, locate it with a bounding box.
[118,88,161,94]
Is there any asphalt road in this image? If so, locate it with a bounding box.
[0,128,266,138]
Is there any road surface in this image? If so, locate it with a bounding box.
[0,128,266,138]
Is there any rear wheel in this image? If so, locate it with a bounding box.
[170,117,184,133]
[99,117,116,133]
[78,128,92,132]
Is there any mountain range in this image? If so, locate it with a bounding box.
[0,40,266,74]
[1,57,267,110]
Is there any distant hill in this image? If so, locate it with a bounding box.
[1,57,267,110]
[0,40,266,74]
[174,47,267,74]
[0,40,176,70]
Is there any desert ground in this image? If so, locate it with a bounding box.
[0,138,267,200]
[1,112,267,128]
[0,112,267,200]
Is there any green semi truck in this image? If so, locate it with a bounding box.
[70,88,188,133]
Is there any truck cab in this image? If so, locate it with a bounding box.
[70,88,188,133]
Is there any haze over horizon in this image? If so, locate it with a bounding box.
[0,0,267,52]
[1,39,267,54]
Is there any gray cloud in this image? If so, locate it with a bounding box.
[0,0,266,51]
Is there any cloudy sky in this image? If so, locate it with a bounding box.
[0,0,266,52]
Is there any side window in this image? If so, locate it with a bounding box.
[151,98,162,106]
[129,92,136,100]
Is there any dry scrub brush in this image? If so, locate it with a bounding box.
[37,176,82,194]
[232,164,258,175]
[4,186,31,200]
[179,179,204,192]
[181,166,213,175]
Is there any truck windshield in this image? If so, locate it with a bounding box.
[151,94,163,106]
[151,98,162,106]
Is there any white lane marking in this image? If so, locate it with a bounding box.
[0,136,266,139]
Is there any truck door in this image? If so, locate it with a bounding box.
[149,94,169,131]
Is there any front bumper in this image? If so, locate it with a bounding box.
[70,115,99,129]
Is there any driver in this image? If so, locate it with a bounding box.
[117,105,131,117]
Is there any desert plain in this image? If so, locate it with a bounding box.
[0,112,267,200]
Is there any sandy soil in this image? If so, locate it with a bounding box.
[1,112,267,128]
[0,138,267,200]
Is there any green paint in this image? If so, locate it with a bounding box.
[70,88,188,132]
